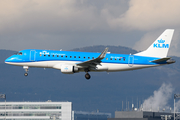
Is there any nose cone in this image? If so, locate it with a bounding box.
[5,56,15,64]
[5,57,11,64]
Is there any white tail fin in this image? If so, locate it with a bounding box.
[134,29,174,58]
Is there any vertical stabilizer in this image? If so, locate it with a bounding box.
[134,29,174,58]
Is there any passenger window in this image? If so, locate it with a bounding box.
[53,55,54,57]
[88,57,90,59]
[40,54,42,56]
[84,57,85,59]
[44,55,46,57]
[70,56,72,58]
[110,58,112,60]
[66,56,67,58]
[74,56,76,58]
[106,58,108,60]
[115,58,117,60]
[79,56,80,58]
[123,57,126,61]
[48,55,50,57]
[92,57,94,59]
[61,55,63,57]
[119,58,121,61]
[57,55,59,57]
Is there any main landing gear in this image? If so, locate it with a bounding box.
[85,69,91,80]
[85,73,91,80]
[23,66,29,77]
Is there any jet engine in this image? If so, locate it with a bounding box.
[61,65,79,74]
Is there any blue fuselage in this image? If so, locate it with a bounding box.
[5,49,167,72]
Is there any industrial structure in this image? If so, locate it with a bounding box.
[0,101,72,120]
[108,94,180,120]
[108,111,174,120]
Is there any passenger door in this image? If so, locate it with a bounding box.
[128,55,134,67]
[30,50,36,61]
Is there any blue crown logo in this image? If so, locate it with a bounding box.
[158,39,165,43]
[65,67,68,70]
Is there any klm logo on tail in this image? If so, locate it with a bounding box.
[153,39,169,48]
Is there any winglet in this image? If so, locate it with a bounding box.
[98,47,109,59]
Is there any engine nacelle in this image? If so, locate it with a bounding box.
[96,65,108,71]
[61,65,79,74]
[90,65,108,71]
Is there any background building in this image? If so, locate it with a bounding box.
[74,111,111,120]
[108,111,174,120]
[0,101,72,120]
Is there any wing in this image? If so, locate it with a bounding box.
[76,47,109,68]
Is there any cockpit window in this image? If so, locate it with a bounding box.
[19,52,22,55]
[15,52,22,55]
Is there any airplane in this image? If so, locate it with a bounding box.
[5,29,175,80]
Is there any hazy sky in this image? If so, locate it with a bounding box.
[0,0,180,56]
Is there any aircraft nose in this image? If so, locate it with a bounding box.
[5,57,10,63]
[5,56,13,64]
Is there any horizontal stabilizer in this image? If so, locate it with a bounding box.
[150,57,171,63]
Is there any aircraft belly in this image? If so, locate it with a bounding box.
[31,62,48,67]
[105,63,129,71]
[47,61,78,68]
[105,63,158,72]
[5,62,48,68]
[25,62,47,67]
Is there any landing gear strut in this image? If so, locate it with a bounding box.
[23,66,29,77]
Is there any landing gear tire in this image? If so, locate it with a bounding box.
[85,73,91,80]
[23,66,29,77]
[24,73,28,76]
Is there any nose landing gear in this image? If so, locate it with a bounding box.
[24,73,28,76]
[23,66,29,77]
